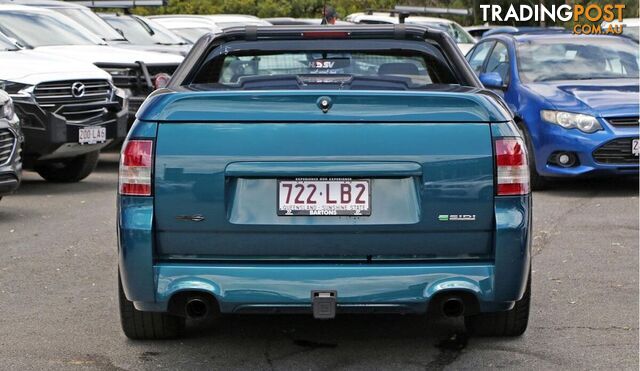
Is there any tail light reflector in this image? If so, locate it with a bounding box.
[119,139,153,196]
[495,138,530,196]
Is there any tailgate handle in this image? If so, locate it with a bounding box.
[225,162,422,177]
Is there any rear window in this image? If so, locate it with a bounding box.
[219,52,434,84]
[189,41,462,89]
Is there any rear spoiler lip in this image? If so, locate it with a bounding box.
[136,89,512,123]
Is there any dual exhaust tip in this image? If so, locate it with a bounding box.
[181,294,467,319]
[184,297,212,320]
[441,297,465,318]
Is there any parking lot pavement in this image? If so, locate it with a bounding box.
[0,152,637,370]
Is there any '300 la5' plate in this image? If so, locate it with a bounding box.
[277,178,370,216]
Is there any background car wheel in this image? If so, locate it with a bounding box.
[34,151,100,183]
[464,272,531,337]
[516,121,548,190]
[119,274,185,340]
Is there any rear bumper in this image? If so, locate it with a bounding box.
[118,195,531,315]
[134,262,511,314]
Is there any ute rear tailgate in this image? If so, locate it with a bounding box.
[145,90,509,260]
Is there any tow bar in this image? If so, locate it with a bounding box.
[312,291,337,319]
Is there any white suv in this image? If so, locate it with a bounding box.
[0,34,127,182]
[0,4,184,121]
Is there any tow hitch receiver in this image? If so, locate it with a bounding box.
[312,291,337,319]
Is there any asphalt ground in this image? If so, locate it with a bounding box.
[0,152,638,370]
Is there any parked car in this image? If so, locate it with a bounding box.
[145,16,222,43]
[466,32,639,188]
[99,13,191,56]
[345,12,475,53]
[203,14,272,28]
[0,89,22,197]
[0,0,128,44]
[0,4,183,122]
[265,17,353,26]
[465,25,497,40]
[117,25,531,339]
[602,18,639,42]
[0,33,126,182]
[482,26,566,38]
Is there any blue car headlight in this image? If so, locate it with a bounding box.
[540,110,603,133]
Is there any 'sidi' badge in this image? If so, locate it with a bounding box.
[438,214,476,221]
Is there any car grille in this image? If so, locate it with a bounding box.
[606,117,639,127]
[100,64,178,95]
[592,138,639,164]
[0,128,16,165]
[128,96,146,116]
[33,80,112,122]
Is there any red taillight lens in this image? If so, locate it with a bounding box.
[495,138,530,196]
[119,139,153,196]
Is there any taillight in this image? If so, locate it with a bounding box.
[119,139,153,196]
[495,137,530,196]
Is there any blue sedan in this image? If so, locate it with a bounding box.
[466,32,639,188]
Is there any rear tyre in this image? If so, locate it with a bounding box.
[119,275,185,340]
[35,151,100,183]
[516,122,548,190]
[464,273,531,337]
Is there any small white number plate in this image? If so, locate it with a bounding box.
[632,139,639,156]
[79,126,106,145]
[278,178,370,216]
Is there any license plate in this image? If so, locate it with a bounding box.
[277,178,371,216]
[633,139,639,156]
[78,126,106,145]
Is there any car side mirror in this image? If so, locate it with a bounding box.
[479,72,505,89]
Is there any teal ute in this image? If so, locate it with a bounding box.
[117,25,532,339]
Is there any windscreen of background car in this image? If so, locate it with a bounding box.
[55,8,126,42]
[0,34,18,51]
[518,38,639,82]
[0,11,98,47]
[195,50,459,88]
[170,27,211,43]
[104,16,185,45]
[624,26,639,42]
[144,18,189,45]
[406,21,475,44]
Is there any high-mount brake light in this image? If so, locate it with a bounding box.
[119,139,153,196]
[495,137,530,196]
[302,31,350,39]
